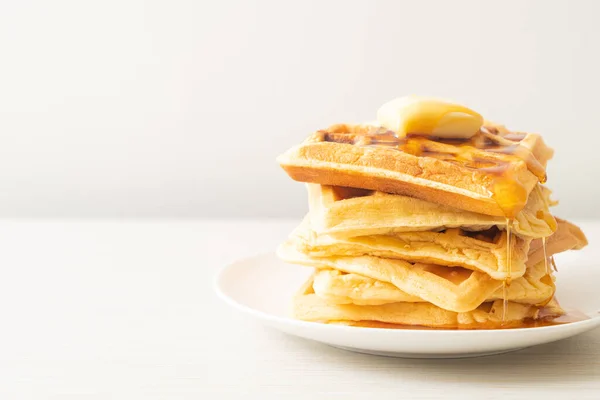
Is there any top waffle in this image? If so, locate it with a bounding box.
[278,108,553,218]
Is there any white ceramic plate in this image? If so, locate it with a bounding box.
[214,252,600,358]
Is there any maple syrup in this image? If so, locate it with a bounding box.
[542,237,549,274]
[491,175,529,219]
[344,309,589,330]
[323,124,544,218]
[502,218,513,322]
[323,124,543,178]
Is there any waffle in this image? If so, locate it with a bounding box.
[308,183,556,239]
[278,242,503,313]
[528,218,588,266]
[312,268,422,305]
[278,122,553,218]
[293,275,565,329]
[312,259,555,306]
[282,218,586,312]
[287,216,530,280]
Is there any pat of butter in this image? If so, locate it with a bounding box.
[376,96,483,139]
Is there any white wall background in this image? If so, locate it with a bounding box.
[0,0,597,218]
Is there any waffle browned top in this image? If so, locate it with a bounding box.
[320,122,549,183]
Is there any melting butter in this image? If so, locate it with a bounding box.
[376,95,483,139]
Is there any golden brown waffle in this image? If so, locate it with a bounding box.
[312,259,555,306]
[293,275,564,328]
[288,216,530,280]
[528,218,588,267]
[312,268,422,305]
[308,184,556,239]
[278,242,503,313]
[277,123,554,217]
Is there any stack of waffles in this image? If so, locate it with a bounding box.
[276,96,588,329]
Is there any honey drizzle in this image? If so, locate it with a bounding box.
[502,218,513,322]
[324,126,545,218]
[542,237,549,274]
[324,126,545,180]
[501,283,508,322]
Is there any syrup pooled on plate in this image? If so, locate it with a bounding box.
[339,308,590,330]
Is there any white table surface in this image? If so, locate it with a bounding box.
[1,218,599,399]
